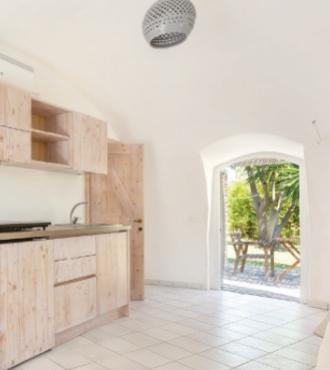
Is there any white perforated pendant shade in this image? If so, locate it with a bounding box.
[143,0,197,48]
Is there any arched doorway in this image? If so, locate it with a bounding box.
[201,134,309,303]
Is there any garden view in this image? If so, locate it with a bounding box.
[224,162,300,299]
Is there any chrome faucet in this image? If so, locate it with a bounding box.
[69,201,88,224]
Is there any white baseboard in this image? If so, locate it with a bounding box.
[307,300,329,310]
[145,279,205,290]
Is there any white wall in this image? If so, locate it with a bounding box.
[1,1,330,306]
[0,166,85,224]
[0,44,116,224]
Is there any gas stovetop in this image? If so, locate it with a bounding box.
[0,222,51,233]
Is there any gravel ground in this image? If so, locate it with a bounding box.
[224,261,300,288]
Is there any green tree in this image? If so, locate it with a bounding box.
[227,181,258,239]
[245,163,300,243]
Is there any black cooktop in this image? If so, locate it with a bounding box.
[0,222,51,233]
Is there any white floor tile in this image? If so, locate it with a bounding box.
[122,332,161,348]
[257,353,312,370]
[13,286,325,370]
[126,349,171,368]
[187,331,228,346]
[73,364,108,370]
[219,342,267,360]
[154,363,192,370]
[179,354,230,370]
[46,348,91,369]
[168,336,211,353]
[201,347,250,367]
[148,342,192,360]
[237,336,282,352]
[14,356,64,370]
[144,327,182,341]
[236,361,278,369]
[98,336,140,353]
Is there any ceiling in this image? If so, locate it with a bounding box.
[1,0,330,147]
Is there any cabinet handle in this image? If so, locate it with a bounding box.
[133,219,143,223]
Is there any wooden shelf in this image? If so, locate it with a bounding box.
[29,160,75,173]
[32,129,70,143]
[7,160,81,174]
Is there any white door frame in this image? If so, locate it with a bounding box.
[207,152,309,303]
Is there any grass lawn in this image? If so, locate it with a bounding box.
[226,243,300,269]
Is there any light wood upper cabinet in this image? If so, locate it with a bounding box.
[0,240,54,370]
[71,112,108,174]
[0,126,31,163]
[96,232,130,314]
[0,84,31,131]
[0,84,108,174]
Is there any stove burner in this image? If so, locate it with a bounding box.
[0,222,51,233]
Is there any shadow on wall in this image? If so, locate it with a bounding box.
[201,133,309,302]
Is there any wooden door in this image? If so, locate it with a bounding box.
[0,84,31,131]
[71,112,108,174]
[0,240,54,370]
[86,141,144,300]
[96,233,130,314]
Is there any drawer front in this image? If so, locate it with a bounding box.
[55,255,96,284]
[54,236,96,261]
[55,277,96,333]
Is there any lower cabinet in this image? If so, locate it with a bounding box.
[55,278,97,333]
[0,231,130,370]
[0,240,54,370]
[96,232,130,314]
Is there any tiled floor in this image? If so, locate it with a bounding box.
[15,285,326,370]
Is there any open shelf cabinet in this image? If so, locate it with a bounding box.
[31,99,72,167]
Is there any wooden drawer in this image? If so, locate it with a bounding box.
[55,255,96,284]
[54,236,96,261]
[55,277,96,333]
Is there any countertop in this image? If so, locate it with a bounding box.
[0,224,131,242]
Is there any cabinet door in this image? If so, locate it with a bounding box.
[96,232,130,314]
[72,112,108,174]
[0,126,31,163]
[55,278,96,333]
[0,84,31,130]
[0,241,54,370]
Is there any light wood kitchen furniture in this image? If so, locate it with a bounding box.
[0,126,31,163]
[0,83,108,174]
[0,84,31,130]
[96,233,130,314]
[0,228,130,370]
[70,112,108,174]
[86,140,144,301]
[0,240,54,370]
